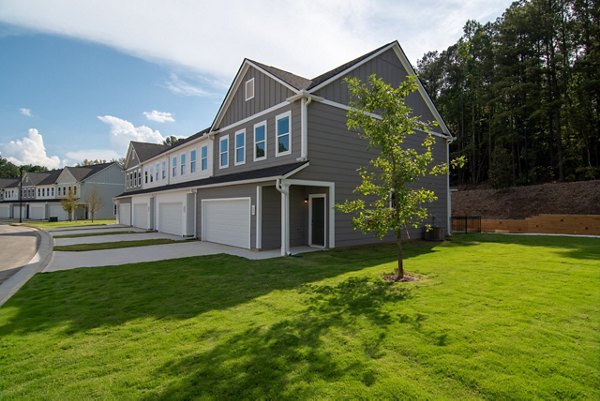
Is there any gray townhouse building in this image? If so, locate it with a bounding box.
[0,162,124,221]
[115,41,453,255]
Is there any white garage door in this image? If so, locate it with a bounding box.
[202,198,250,249]
[118,203,131,226]
[133,203,148,229]
[159,203,182,236]
[49,204,69,221]
[0,205,10,218]
[30,205,45,220]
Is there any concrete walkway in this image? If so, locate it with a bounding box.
[0,226,53,306]
[45,242,318,272]
[54,231,182,246]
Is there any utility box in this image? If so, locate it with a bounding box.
[48,216,58,222]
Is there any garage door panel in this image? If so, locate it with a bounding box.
[30,206,45,220]
[133,203,148,229]
[0,205,11,218]
[119,204,131,226]
[159,203,182,236]
[49,205,68,221]
[202,198,250,249]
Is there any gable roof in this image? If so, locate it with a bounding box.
[130,142,170,162]
[23,172,50,186]
[38,169,63,185]
[66,162,114,182]
[248,60,312,90]
[0,178,19,189]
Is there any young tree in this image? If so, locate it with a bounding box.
[60,188,78,221]
[85,186,103,222]
[337,74,463,281]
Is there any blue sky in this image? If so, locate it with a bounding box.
[0,0,513,169]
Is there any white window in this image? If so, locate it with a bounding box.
[145,171,148,184]
[276,111,292,156]
[180,153,186,175]
[155,163,160,181]
[137,169,142,186]
[235,129,245,165]
[149,168,154,183]
[162,161,166,179]
[245,78,254,101]
[172,156,177,177]
[219,135,229,169]
[190,150,197,173]
[254,121,267,161]
[201,145,208,171]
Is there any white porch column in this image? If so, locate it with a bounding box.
[276,179,290,256]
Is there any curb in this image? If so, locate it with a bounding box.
[0,228,54,307]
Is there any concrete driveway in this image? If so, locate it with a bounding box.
[45,225,318,272]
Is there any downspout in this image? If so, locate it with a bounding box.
[275,178,289,256]
[299,96,312,161]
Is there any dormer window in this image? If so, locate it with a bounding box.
[245,78,254,101]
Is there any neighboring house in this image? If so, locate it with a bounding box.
[0,163,124,220]
[0,178,19,218]
[115,41,453,255]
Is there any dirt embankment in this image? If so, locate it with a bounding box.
[452,180,600,219]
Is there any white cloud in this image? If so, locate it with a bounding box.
[2,128,61,169]
[64,149,121,163]
[165,74,210,97]
[143,110,175,123]
[0,1,513,78]
[97,115,164,154]
[19,107,32,117]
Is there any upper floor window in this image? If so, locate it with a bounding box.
[254,121,267,161]
[180,153,186,175]
[137,169,142,186]
[155,163,160,181]
[276,111,291,156]
[51,188,54,196]
[162,161,166,179]
[245,78,255,101]
[201,145,208,171]
[219,135,229,169]
[149,168,154,183]
[145,171,148,184]
[235,129,246,166]
[190,150,197,173]
[172,156,177,177]
[73,186,77,196]
[37,189,40,197]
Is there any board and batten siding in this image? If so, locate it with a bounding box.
[312,48,440,131]
[295,102,449,247]
[213,102,301,177]
[220,66,295,128]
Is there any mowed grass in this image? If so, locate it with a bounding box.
[53,230,146,239]
[0,234,598,400]
[53,239,192,251]
[24,219,116,229]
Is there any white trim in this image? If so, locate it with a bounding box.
[200,197,251,249]
[315,98,449,139]
[253,120,267,162]
[200,144,209,172]
[219,135,229,169]
[275,111,292,157]
[308,194,327,248]
[308,43,396,93]
[190,149,197,174]
[283,178,335,249]
[234,129,246,166]
[256,186,262,249]
[390,45,452,137]
[300,97,308,160]
[245,77,255,101]
[216,101,290,133]
[246,60,299,93]
[180,152,187,176]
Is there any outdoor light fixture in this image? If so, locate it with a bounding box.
[304,198,308,204]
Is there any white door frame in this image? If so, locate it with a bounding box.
[308,194,327,248]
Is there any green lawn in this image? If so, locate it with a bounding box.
[53,239,192,251]
[0,234,598,400]
[24,219,117,229]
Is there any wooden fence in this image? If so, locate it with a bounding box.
[481,214,600,235]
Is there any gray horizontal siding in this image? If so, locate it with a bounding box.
[296,102,449,247]
[313,48,440,133]
[221,66,295,128]
[214,102,301,176]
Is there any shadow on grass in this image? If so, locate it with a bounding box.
[142,277,412,400]
[0,242,439,336]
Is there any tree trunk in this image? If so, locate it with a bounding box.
[396,229,404,280]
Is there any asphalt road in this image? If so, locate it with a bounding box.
[0,224,39,285]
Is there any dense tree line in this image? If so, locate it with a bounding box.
[0,156,48,178]
[418,0,599,187]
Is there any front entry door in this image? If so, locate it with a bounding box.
[309,194,326,247]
